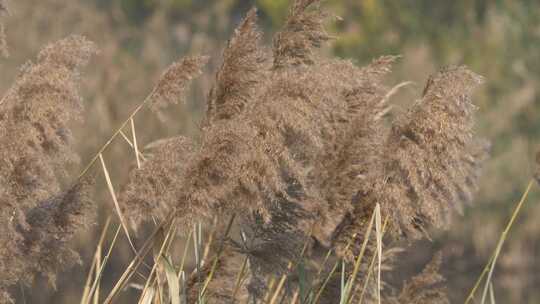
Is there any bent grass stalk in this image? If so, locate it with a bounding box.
[80,216,111,304]
[119,130,147,162]
[99,153,136,254]
[342,205,377,304]
[465,179,534,304]
[103,213,175,304]
[138,218,178,303]
[130,118,142,169]
[76,91,155,182]
[86,224,122,304]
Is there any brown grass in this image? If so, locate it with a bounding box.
[0,0,497,303]
[0,35,97,303]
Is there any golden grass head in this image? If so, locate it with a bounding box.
[273,0,329,68]
[149,55,208,113]
[205,7,268,125]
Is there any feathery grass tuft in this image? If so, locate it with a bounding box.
[0,35,97,302]
[0,0,495,302]
[149,56,209,113]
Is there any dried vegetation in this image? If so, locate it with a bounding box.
[118,0,486,302]
[0,35,97,303]
[0,0,490,303]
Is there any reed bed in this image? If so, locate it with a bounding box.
[0,0,534,303]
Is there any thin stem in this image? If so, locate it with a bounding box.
[465,180,534,304]
[99,153,136,253]
[81,216,111,304]
[130,118,142,169]
[86,225,122,304]
[103,213,174,304]
[76,92,154,181]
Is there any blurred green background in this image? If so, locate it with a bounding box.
[1,0,539,302]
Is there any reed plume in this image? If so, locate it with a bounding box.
[120,136,196,228]
[205,8,268,125]
[0,35,97,303]
[119,53,208,228]
[379,66,485,239]
[273,0,329,68]
[119,0,487,301]
[149,55,208,113]
[332,66,487,260]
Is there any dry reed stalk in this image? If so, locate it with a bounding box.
[465,180,534,304]
[80,216,111,304]
[205,8,268,125]
[0,0,493,302]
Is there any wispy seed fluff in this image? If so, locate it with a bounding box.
[16,178,95,285]
[205,8,268,125]
[333,66,487,260]
[0,35,97,302]
[120,136,196,228]
[273,0,329,68]
[149,55,208,112]
[379,66,485,239]
[119,0,487,301]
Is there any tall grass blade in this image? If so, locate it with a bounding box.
[162,256,180,304]
[140,286,156,304]
[103,214,174,304]
[312,233,360,304]
[375,203,382,304]
[262,277,277,304]
[465,180,534,304]
[177,228,193,277]
[231,256,249,303]
[130,118,142,169]
[489,282,496,304]
[138,219,177,303]
[99,153,136,253]
[343,207,377,304]
[179,271,187,304]
[356,216,389,304]
[94,238,102,304]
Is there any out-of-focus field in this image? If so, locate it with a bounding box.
[2,0,539,302]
